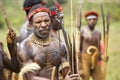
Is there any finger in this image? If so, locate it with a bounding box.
[6,32,11,39]
[11,32,16,37]
[70,77,79,80]
[70,74,80,78]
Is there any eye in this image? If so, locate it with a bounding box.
[88,18,97,21]
[93,18,96,21]
[88,19,92,21]
[34,21,42,24]
[44,19,50,23]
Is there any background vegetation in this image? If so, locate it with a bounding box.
[0,0,120,80]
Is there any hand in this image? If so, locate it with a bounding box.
[6,29,16,44]
[20,62,41,76]
[65,74,82,80]
[101,55,109,62]
[104,56,109,62]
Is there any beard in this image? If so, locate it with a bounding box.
[33,27,50,39]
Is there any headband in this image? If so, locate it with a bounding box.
[28,7,51,21]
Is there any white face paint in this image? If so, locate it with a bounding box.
[32,12,51,38]
[32,12,49,20]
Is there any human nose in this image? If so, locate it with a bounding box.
[41,21,46,27]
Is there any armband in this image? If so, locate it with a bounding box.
[59,61,69,72]
[18,62,41,80]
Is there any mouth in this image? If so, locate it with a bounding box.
[40,29,48,34]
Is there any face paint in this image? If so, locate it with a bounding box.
[33,26,50,38]
[32,12,51,38]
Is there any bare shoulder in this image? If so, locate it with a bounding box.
[18,37,33,62]
[19,37,32,50]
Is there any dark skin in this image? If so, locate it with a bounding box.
[50,18,60,40]
[80,18,101,53]
[18,36,68,80]
[50,11,64,40]
[17,12,64,43]
[79,17,104,80]
[0,29,20,80]
[17,0,46,43]
[15,12,69,80]
[10,1,46,80]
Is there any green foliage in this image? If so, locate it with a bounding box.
[0,15,4,29]
[103,2,120,22]
[46,0,67,7]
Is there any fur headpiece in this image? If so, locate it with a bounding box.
[23,0,46,11]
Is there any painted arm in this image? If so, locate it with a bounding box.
[59,43,70,79]
[18,41,50,80]
[2,51,19,73]
[3,29,20,73]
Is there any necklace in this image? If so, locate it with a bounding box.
[30,33,51,46]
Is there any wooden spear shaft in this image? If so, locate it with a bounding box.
[72,33,77,74]
[51,66,56,80]
[100,3,105,43]
[104,32,108,80]
[0,0,11,30]
[70,0,73,34]
[75,0,83,74]
[75,30,80,74]
[103,11,110,80]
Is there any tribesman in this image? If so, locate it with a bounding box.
[9,1,46,80]
[17,0,46,43]
[8,4,70,80]
[79,11,106,80]
[0,30,20,80]
[49,4,82,80]
[49,2,64,40]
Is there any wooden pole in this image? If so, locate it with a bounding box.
[0,0,11,30]
[103,11,110,80]
[51,66,56,80]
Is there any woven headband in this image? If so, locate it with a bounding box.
[28,7,51,21]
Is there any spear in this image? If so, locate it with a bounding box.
[59,16,72,72]
[75,0,83,74]
[103,11,110,80]
[100,2,110,80]
[67,33,73,72]
[0,1,18,80]
[70,0,73,34]
[54,0,72,72]
[76,0,83,31]
[51,66,56,80]
[72,33,77,74]
[0,0,12,30]
[100,2,105,43]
